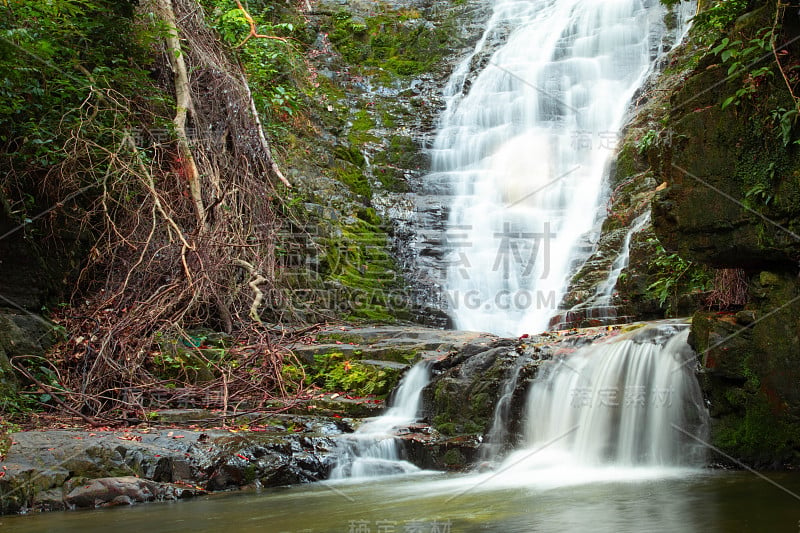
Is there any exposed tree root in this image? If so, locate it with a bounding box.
[14,0,310,421]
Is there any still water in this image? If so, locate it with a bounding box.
[3,469,798,532]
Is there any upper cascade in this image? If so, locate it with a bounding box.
[429,0,691,336]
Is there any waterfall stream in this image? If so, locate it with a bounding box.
[521,324,707,467]
[427,0,704,471]
[430,0,689,336]
[331,362,431,478]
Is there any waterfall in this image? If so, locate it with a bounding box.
[479,352,529,462]
[552,210,652,328]
[595,211,650,303]
[430,0,680,336]
[519,324,707,467]
[331,362,431,479]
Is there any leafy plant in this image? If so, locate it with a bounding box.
[712,27,775,110]
[744,162,778,207]
[636,129,660,154]
[206,0,305,126]
[692,0,750,40]
[646,238,712,311]
[770,107,799,146]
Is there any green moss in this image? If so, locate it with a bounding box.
[357,207,381,225]
[442,449,466,468]
[333,163,371,197]
[470,392,489,413]
[315,332,365,344]
[308,351,400,397]
[430,378,492,436]
[435,420,457,436]
[380,110,398,128]
[324,7,457,79]
[243,464,258,484]
[713,393,800,466]
[463,421,484,434]
[334,145,366,167]
[299,210,408,322]
[350,109,375,132]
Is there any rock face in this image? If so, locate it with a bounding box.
[0,312,57,406]
[644,4,800,467]
[689,273,800,468]
[0,421,340,514]
[270,0,491,326]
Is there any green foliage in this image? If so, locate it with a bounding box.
[646,238,712,311]
[744,161,778,207]
[310,352,391,396]
[692,0,750,40]
[205,0,306,128]
[326,8,456,79]
[0,0,160,181]
[770,107,800,146]
[636,129,660,154]
[712,27,774,110]
[151,333,233,383]
[0,418,19,460]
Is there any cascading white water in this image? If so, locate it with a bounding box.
[331,362,431,479]
[594,211,651,305]
[519,324,707,467]
[329,1,702,482]
[431,0,677,336]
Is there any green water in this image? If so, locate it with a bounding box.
[2,469,798,532]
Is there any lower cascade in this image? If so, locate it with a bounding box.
[331,362,431,479]
[518,323,708,468]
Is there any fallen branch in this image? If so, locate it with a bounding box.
[11,358,111,427]
[239,66,292,188]
[771,2,800,113]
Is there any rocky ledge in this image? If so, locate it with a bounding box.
[0,323,653,515]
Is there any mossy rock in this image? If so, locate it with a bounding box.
[691,271,800,467]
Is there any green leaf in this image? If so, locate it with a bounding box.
[721,96,736,110]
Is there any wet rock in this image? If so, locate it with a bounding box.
[0,423,343,514]
[691,272,800,468]
[64,477,159,508]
